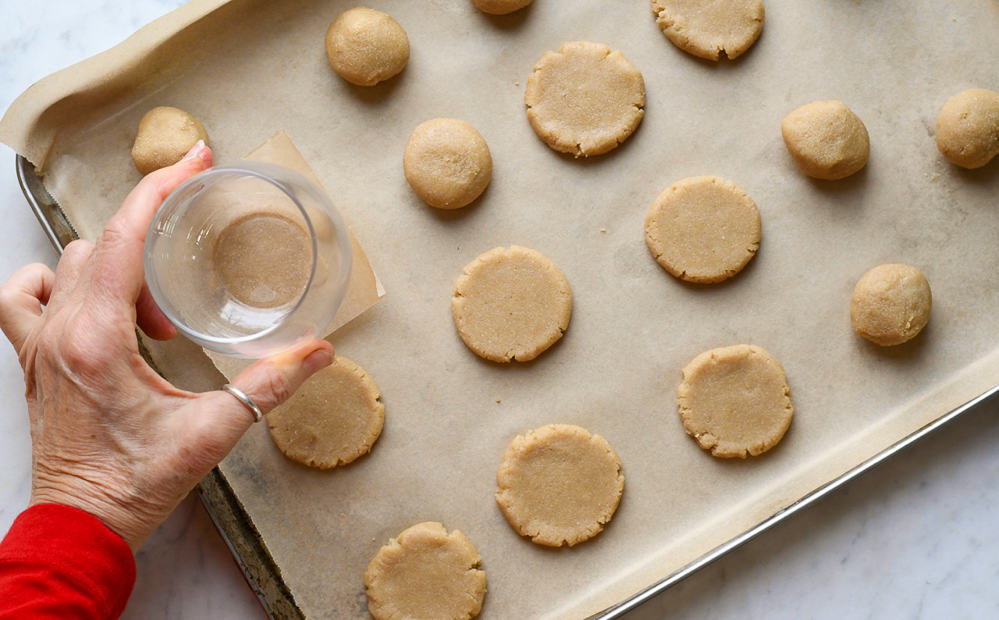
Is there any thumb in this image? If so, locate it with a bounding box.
[92,142,213,305]
[190,338,334,453]
[231,338,335,416]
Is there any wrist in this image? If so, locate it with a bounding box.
[30,479,150,552]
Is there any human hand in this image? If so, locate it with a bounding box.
[0,143,334,551]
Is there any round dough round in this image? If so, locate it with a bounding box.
[325,7,409,86]
[213,213,311,308]
[267,356,384,469]
[525,41,645,157]
[404,118,493,209]
[651,0,765,61]
[781,100,870,180]
[644,175,761,283]
[935,88,999,169]
[472,0,532,15]
[451,246,572,363]
[850,263,932,346]
[365,522,486,620]
[131,106,209,175]
[678,344,793,459]
[495,424,624,547]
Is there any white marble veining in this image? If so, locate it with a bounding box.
[1,2,997,619]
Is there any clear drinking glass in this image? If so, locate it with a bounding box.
[144,162,352,358]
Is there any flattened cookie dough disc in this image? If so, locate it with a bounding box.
[678,345,793,459]
[131,106,209,175]
[325,7,409,86]
[935,88,999,169]
[451,246,572,362]
[404,118,493,209]
[472,0,532,15]
[851,263,932,346]
[781,100,870,180]
[365,522,486,620]
[525,41,645,157]
[213,213,311,308]
[496,424,624,547]
[267,356,384,469]
[651,0,765,61]
[644,176,761,283]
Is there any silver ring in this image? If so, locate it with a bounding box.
[222,384,263,423]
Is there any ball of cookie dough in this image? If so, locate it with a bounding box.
[781,100,869,180]
[404,118,492,209]
[325,7,409,86]
[472,0,532,15]
[131,106,209,175]
[851,263,932,346]
[935,88,999,169]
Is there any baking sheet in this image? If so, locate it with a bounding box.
[4,0,999,617]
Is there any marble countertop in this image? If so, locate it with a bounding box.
[1,2,997,618]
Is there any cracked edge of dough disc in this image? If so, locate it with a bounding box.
[676,344,793,458]
[266,355,384,469]
[495,424,625,547]
[650,0,765,61]
[451,246,572,363]
[524,41,646,157]
[643,175,761,283]
[364,521,486,620]
[472,0,533,15]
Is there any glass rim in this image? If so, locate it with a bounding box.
[143,161,353,351]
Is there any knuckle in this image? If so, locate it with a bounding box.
[261,369,293,410]
[61,337,98,372]
[58,322,111,375]
[139,167,181,202]
[145,166,174,187]
[1,263,48,297]
[62,239,94,263]
[98,223,130,249]
[65,239,94,253]
[23,262,51,277]
[0,283,16,309]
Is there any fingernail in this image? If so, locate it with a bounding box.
[181,140,206,161]
[303,347,334,372]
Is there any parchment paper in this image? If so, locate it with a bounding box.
[3,1,999,617]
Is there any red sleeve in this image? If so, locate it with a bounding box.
[0,503,135,619]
